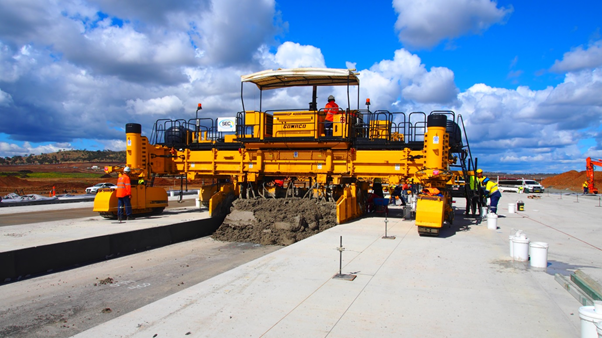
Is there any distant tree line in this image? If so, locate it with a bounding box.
[0,150,126,165]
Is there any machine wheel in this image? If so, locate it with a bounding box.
[152,207,165,215]
[418,226,440,237]
[100,212,117,219]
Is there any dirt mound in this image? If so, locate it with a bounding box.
[0,176,36,187]
[542,170,602,192]
[212,198,337,246]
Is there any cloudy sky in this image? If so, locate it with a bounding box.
[0,0,601,173]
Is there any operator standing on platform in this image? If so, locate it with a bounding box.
[324,95,339,136]
[481,176,502,214]
[117,167,134,220]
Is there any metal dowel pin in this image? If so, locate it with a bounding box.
[332,236,356,281]
[597,196,601,208]
[382,216,396,240]
[575,194,579,203]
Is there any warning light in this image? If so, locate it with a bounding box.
[197,103,202,110]
[366,98,371,106]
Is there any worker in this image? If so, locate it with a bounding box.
[324,95,339,136]
[465,169,482,216]
[390,184,406,206]
[116,167,134,220]
[583,181,589,194]
[481,176,502,214]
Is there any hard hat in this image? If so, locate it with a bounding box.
[328,95,335,101]
[124,167,131,172]
[476,169,483,174]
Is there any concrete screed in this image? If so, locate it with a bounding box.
[62,192,601,338]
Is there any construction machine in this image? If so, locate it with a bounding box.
[586,157,602,194]
[93,68,477,236]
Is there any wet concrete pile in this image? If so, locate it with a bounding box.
[212,198,337,246]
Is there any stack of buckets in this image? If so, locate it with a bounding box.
[508,230,549,268]
[579,301,602,338]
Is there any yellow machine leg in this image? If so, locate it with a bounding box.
[415,195,446,236]
[208,183,235,217]
[93,186,167,218]
[336,183,363,224]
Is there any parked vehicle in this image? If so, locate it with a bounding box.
[498,179,545,193]
[86,183,117,194]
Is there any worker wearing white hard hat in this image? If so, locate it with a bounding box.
[116,166,134,220]
[324,95,339,137]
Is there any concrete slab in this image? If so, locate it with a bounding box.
[0,202,206,253]
[72,193,601,337]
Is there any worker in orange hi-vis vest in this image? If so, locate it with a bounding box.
[116,167,134,220]
[324,95,339,136]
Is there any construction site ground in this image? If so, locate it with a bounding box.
[1,191,601,337]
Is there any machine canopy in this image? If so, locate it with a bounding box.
[241,68,360,90]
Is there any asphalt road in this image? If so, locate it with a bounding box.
[0,199,196,226]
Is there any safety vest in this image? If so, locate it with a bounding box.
[483,179,499,196]
[424,187,441,196]
[325,102,339,122]
[583,182,589,188]
[116,174,132,198]
[469,176,478,190]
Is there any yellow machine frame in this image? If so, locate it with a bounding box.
[94,68,470,235]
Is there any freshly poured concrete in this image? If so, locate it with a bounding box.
[69,193,602,337]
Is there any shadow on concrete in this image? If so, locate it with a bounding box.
[0,214,226,285]
[546,260,599,277]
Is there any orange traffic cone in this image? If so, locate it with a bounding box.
[52,186,56,197]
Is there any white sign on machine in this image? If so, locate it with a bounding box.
[217,117,236,132]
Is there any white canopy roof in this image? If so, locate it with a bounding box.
[241,68,360,90]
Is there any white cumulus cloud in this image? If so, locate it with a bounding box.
[393,0,512,49]
[126,96,184,116]
[550,40,602,73]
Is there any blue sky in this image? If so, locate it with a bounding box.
[0,0,601,173]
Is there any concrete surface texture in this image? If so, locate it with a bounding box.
[0,195,200,252]
[73,193,602,337]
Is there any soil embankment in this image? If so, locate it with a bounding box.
[213,198,337,246]
[541,170,602,192]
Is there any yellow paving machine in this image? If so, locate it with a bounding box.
[93,68,476,236]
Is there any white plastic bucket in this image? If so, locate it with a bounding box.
[529,242,549,268]
[487,213,498,230]
[509,235,514,257]
[508,203,515,213]
[512,236,530,261]
[195,199,201,208]
[579,302,602,338]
